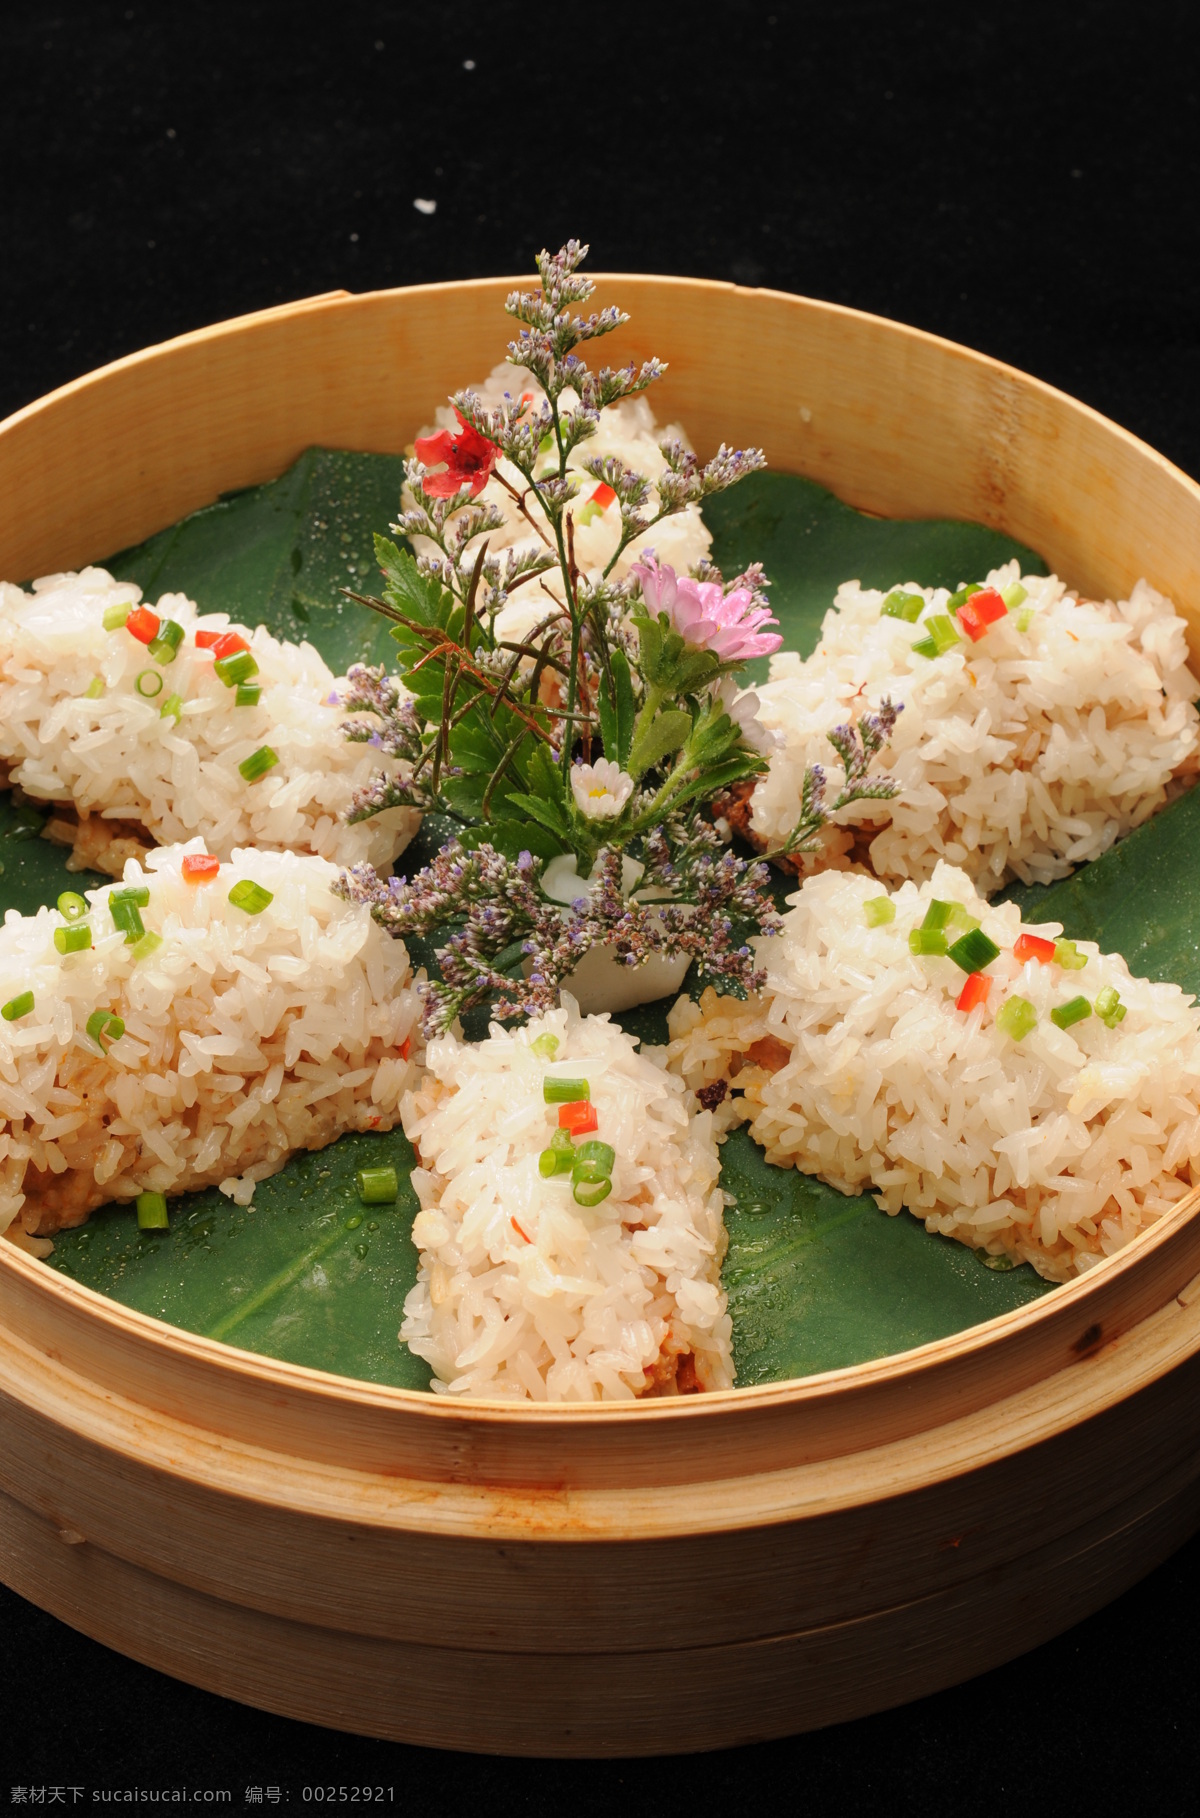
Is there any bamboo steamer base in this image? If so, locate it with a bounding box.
[4,278,1200,1754]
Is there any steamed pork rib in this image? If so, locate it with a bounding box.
[398,1001,734,1399]
[668,862,1200,1282]
[0,567,419,875]
[747,565,1200,894]
[0,842,421,1240]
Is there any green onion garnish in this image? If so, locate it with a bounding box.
[1001,582,1028,611]
[1095,985,1127,1028]
[1051,996,1092,1030]
[996,996,1037,1041]
[228,879,274,915]
[136,1191,169,1230]
[135,668,164,698]
[947,584,983,610]
[573,1177,613,1208]
[238,745,279,782]
[947,928,1001,973]
[54,924,92,955]
[531,1032,561,1059]
[1015,606,1035,633]
[925,614,961,654]
[57,890,88,921]
[909,928,948,957]
[543,1076,589,1103]
[111,886,151,908]
[538,1146,574,1177]
[85,1009,125,1051]
[573,1158,611,1186]
[356,1166,398,1205]
[84,676,105,699]
[130,930,163,962]
[880,590,925,623]
[215,650,260,688]
[160,692,183,722]
[109,897,146,942]
[921,900,955,932]
[945,903,980,936]
[549,1127,574,1154]
[575,1140,616,1173]
[1054,939,1088,970]
[234,683,261,707]
[102,602,132,631]
[863,897,895,928]
[147,619,185,664]
[2,991,34,1022]
[911,636,940,659]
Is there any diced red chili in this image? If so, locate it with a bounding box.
[181,853,221,882]
[590,482,617,509]
[126,605,161,644]
[511,1216,531,1243]
[956,587,1008,642]
[399,1036,412,1061]
[558,1100,599,1135]
[1014,932,1056,965]
[956,971,993,1013]
[212,632,250,659]
[194,628,223,650]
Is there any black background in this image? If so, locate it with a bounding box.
[3,1,1200,1809]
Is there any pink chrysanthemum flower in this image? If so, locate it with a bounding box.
[632,556,783,662]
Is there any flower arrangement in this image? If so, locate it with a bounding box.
[336,241,898,1032]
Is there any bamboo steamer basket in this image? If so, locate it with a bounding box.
[3,279,1200,1757]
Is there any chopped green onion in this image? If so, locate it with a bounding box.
[1051,996,1092,1030]
[549,1127,574,1155]
[234,683,261,707]
[1015,606,1035,633]
[109,897,146,942]
[978,1250,1017,1271]
[227,879,274,915]
[573,1176,613,1208]
[129,930,163,963]
[102,602,132,631]
[996,996,1037,1041]
[356,1165,398,1205]
[2,991,34,1022]
[543,1076,590,1103]
[148,619,185,664]
[539,1146,574,1177]
[1095,985,1127,1028]
[85,1009,125,1051]
[135,668,164,698]
[947,584,983,611]
[863,897,895,928]
[238,744,279,782]
[84,675,106,699]
[911,636,940,659]
[531,1032,560,1059]
[880,590,925,623]
[925,614,961,654]
[945,903,980,936]
[1001,582,1028,611]
[572,1158,612,1186]
[909,928,948,957]
[136,1191,169,1230]
[111,886,151,908]
[921,900,955,932]
[160,692,183,722]
[54,924,92,955]
[1054,939,1088,970]
[947,928,1002,973]
[57,890,88,921]
[538,432,554,454]
[215,650,260,688]
[576,501,603,528]
[575,1140,616,1173]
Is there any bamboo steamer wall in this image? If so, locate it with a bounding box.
[3,280,1200,1756]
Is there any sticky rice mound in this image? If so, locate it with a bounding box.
[409,364,713,641]
[0,841,421,1241]
[0,567,419,876]
[399,999,733,1400]
[667,863,1200,1282]
[748,563,1200,894]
